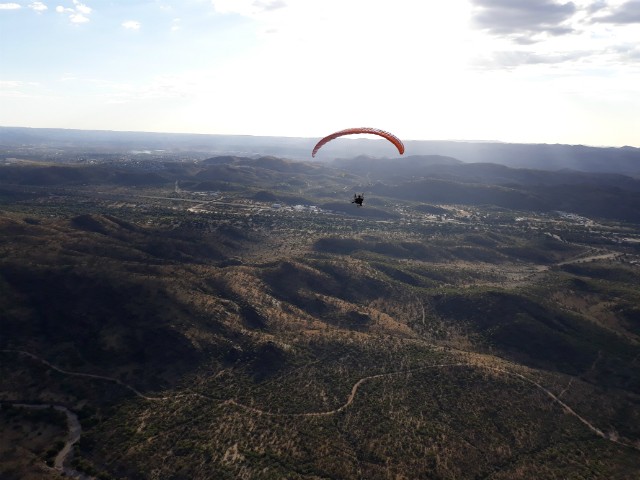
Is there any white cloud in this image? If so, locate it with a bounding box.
[28,2,48,12]
[70,13,88,23]
[0,3,21,9]
[59,73,79,82]
[56,0,92,23]
[211,0,286,17]
[0,80,41,99]
[122,20,141,30]
[0,80,26,89]
[95,74,199,106]
[171,17,181,32]
[73,0,90,15]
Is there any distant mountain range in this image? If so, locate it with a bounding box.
[2,126,639,175]
[332,155,640,190]
[3,151,640,222]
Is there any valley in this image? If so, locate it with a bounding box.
[1,151,640,479]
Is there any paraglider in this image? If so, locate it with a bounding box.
[311,127,405,158]
[312,127,404,207]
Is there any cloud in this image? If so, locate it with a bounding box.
[471,0,578,42]
[586,0,608,14]
[0,80,26,90]
[70,13,89,23]
[612,43,640,60]
[28,1,48,12]
[211,0,286,17]
[256,0,286,11]
[474,49,590,68]
[0,80,40,98]
[99,74,199,105]
[0,3,21,9]
[122,20,141,30]
[592,0,640,23]
[72,0,90,15]
[56,0,92,23]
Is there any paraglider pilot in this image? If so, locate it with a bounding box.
[352,193,364,206]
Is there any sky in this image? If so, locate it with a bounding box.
[1,0,639,147]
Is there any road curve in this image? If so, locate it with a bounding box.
[3,349,638,451]
[9,403,94,479]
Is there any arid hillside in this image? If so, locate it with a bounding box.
[1,155,640,479]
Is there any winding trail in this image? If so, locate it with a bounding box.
[2,350,166,401]
[556,251,622,266]
[2,349,638,452]
[418,298,426,327]
[226,363,466,418]
[9,403,94,480]
[225,361,637,451]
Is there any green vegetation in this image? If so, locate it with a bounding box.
[1,154,639,479]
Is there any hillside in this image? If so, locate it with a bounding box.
[1,154,640,479]
[2,153,640,222]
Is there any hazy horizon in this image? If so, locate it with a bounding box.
[2,124,639,150]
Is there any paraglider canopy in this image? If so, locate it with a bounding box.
[312,127,405,158]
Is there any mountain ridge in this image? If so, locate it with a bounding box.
[3,126,640,175]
